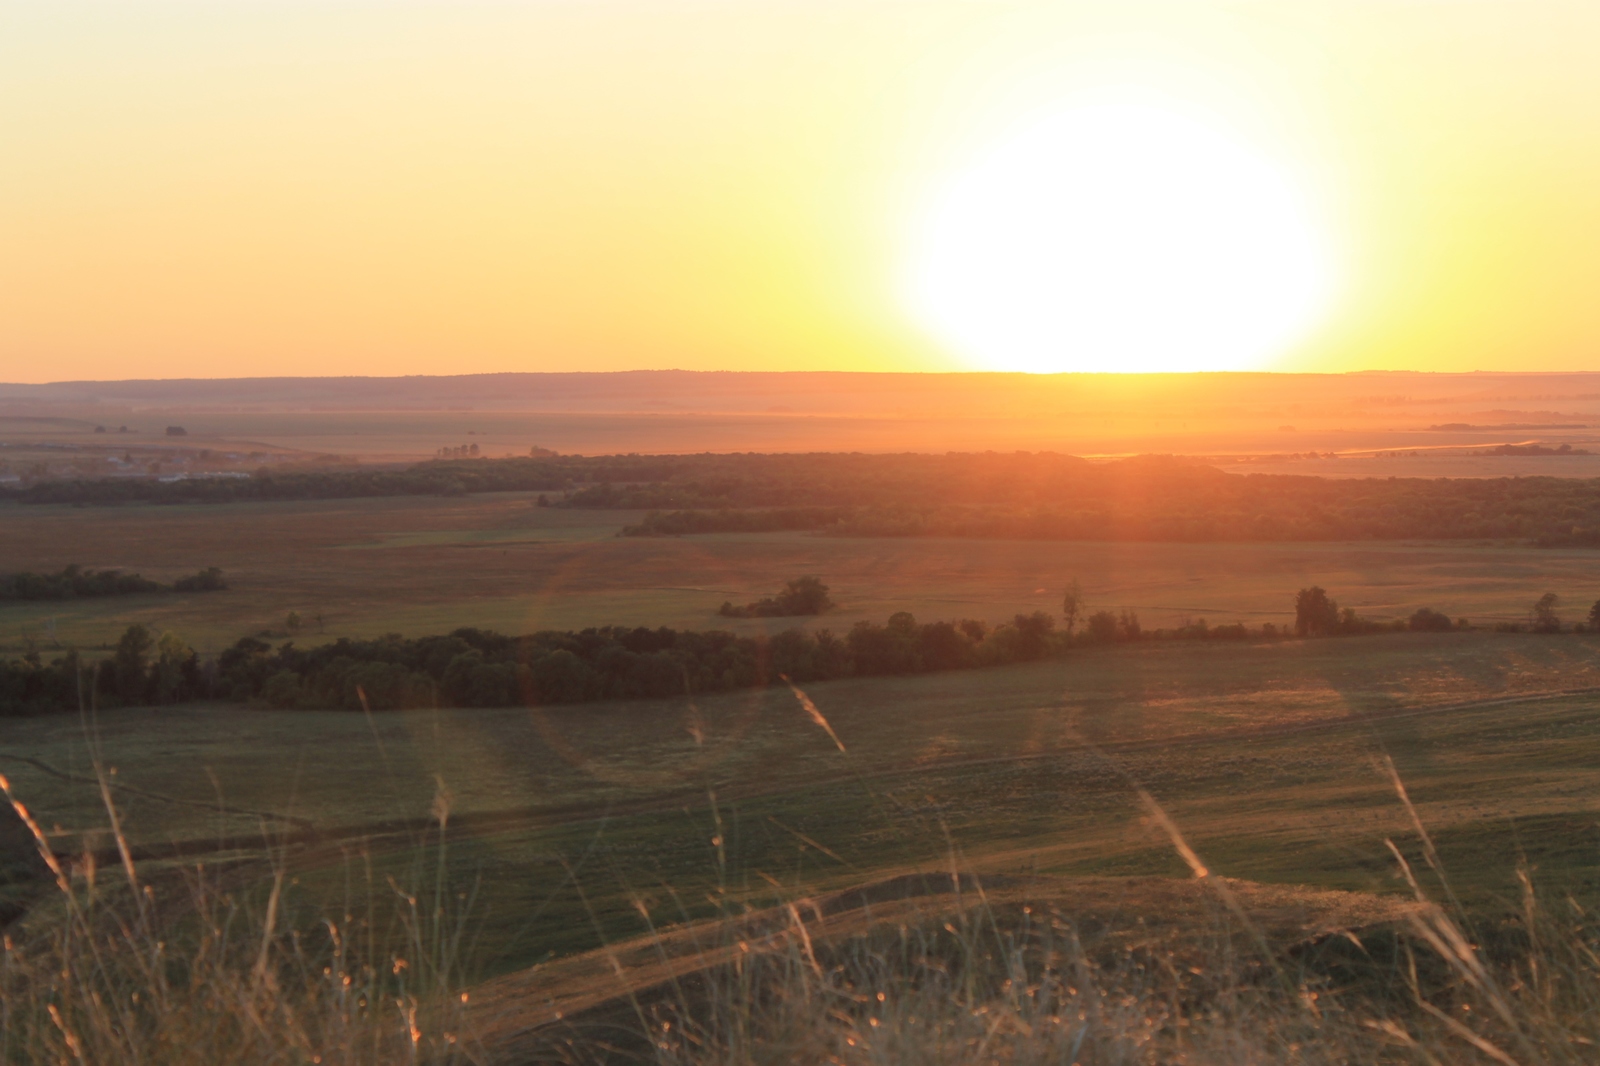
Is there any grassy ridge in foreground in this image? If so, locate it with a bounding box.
[7,635,1600,1062]
[8,685,1600,1063]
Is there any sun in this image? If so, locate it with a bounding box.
[903,99,1337,374]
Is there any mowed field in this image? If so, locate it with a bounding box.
[6,630,1600,978]
[6,492,1600,657]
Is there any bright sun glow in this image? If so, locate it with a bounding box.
[905,99,1337,373]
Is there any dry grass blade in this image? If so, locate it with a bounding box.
[0,771,71,895]
[1412,997,1523,1066]
[780,675,846,753]
[1382,755,1445,875]
[767,815,854,868]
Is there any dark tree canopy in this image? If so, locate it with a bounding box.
[1294,587,1341,637]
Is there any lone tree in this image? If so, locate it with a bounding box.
[1294,586,1340,636]
[112,623,154,703]
[1589,599,1600,630]
[1532,592,1561,633]
[1061,579,1083,635]
[773,576,832,615]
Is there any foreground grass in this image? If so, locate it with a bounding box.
[7,634,1600,975]
[1,771,481,1064]
[8,763,1600,1065]
[7,637,1600,1061]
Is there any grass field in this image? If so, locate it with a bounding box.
[6,492,1600,657]
[7,630,1600,982]
[9,488,1600,1058]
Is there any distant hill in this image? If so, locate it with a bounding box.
[5,371,1600,468]
[5,369,1600,419]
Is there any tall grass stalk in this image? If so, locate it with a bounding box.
[516,749,1600,1065]
[0,765,482,1065]
[10,674,1600,1064]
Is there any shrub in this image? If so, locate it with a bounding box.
[721,576,834,618]
[174,566,228,592]
[1294,586,1340,636]
[1085,610,1119,642]
[1532,592,1562,633]
[1408,607,1455,631]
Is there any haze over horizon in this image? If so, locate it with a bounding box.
[6,2,1600,383]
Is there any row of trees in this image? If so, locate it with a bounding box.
[7,582,1598,717]
[0,565,225,600]
[15,449,1600,548]
[564,452,1600,545]
[4,459,584,506]
[0,624,208,716]
[2,605,1249,716]
[1293,585,1600,636]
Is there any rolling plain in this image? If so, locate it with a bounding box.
[6,485,1600,1018]
[6,491,1600,656]
[5,625,1600,999]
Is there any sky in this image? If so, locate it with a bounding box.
[3,1,1600,381]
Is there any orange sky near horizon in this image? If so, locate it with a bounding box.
[3,2,1600,383]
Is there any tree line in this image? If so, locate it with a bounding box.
[583,453,1600,545]
[1,459,591,506]
[1293,586,1600,637]
[12,582,1596,717]
[0,565,226,600]
[11,450,1600,546]
[0,611,1141,716]
[0,624,210,716]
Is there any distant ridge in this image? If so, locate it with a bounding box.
[8,370,1600,417]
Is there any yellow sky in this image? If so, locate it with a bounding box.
[3,1,1599,381]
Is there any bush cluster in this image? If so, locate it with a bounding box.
[0,565,225,600]
[719,577,834,618]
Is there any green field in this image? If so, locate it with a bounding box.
[7,629,1600,976]
[6,493,1600,658]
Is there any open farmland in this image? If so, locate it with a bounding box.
[8,470,1600,1057]
[6,491,1600,658]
